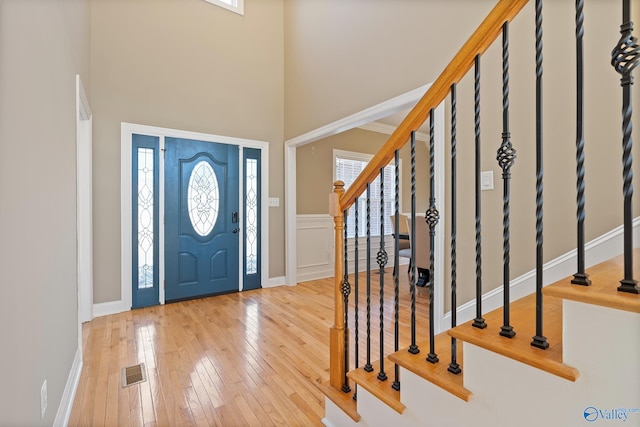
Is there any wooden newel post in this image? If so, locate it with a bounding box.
[329,180,347,391]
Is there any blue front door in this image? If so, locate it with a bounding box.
[164,138,240,301]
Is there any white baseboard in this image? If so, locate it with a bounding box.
[264,276,286,288]
[441,217,640,330]
[321,418,338,427]
[296,258,411,284]
[93,300,126,318]
[53,347,82,427]
[297,271,332,283]
[93,277,286,317]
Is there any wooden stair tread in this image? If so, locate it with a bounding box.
[389,334,472,401]
[319,380,361,422]
[347,359,406,414]
[449,293,580,382]
[543,249,640,313]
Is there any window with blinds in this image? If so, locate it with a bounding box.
[334,150,397,239]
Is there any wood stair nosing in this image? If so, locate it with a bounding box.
[319,380,361,422]
[542,249,640,314]
[448,293,580,382]
[447,251,639,383]
[347,359,406,414]
[389,333,473,402]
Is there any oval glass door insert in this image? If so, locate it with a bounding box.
[187,160,219,236]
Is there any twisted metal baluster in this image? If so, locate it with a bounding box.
[365,185,374,371]
[532,0,550,350]
[571,0,591,287]
[342,211,351,393]
[497,22,517,339]
[392,150,401,391]
[613,0,640,294]
[472,55,487,330]
[449,84,461,374]
[353,198,360,400]
[426,110,440,364]
[408,131,420,355]
[377,169,389,381]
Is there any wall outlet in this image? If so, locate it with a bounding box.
[40,380,47,419]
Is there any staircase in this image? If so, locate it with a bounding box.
[320,0,640,426]
[322,253,640,427]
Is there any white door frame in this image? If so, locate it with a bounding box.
[284,83,447,333]
[121,123,270,310]
[76,75,93,335]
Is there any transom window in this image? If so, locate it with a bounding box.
[203,0,244,15]
[334,149,399,239]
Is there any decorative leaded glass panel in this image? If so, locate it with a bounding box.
[187,161,219,237]
[137,148,154,289]
[245,158,258,275]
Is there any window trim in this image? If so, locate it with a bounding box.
[333,149,401,238]
[203,0,244,16]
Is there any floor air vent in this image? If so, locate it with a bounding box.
[122,363,147,387]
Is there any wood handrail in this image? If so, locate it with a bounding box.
[339,0,529,212]
[329,0,530,394]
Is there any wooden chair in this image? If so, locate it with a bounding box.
[406,215,431,287]
[390,214,411,275]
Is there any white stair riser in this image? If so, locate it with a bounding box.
[563,301,640,418]
[326,302,639,427]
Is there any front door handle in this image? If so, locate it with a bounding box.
[232,228,239,234]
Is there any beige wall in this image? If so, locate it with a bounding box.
[284,0,496,139]
[287,0,640,310]
[91,0,285,302]
[297,128,429,215]
[0,0,90,424]
[441,0,640,309]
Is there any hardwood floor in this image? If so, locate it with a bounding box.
[69,269,428,426]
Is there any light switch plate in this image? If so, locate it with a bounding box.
[481,171,494,191]
[268,197,280,207]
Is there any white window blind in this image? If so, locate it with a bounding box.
[335,151,397,238]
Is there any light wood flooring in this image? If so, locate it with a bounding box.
[68,269,430,426]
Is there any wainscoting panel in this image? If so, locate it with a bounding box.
[297,215,334,282]
[296,214,402,282]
